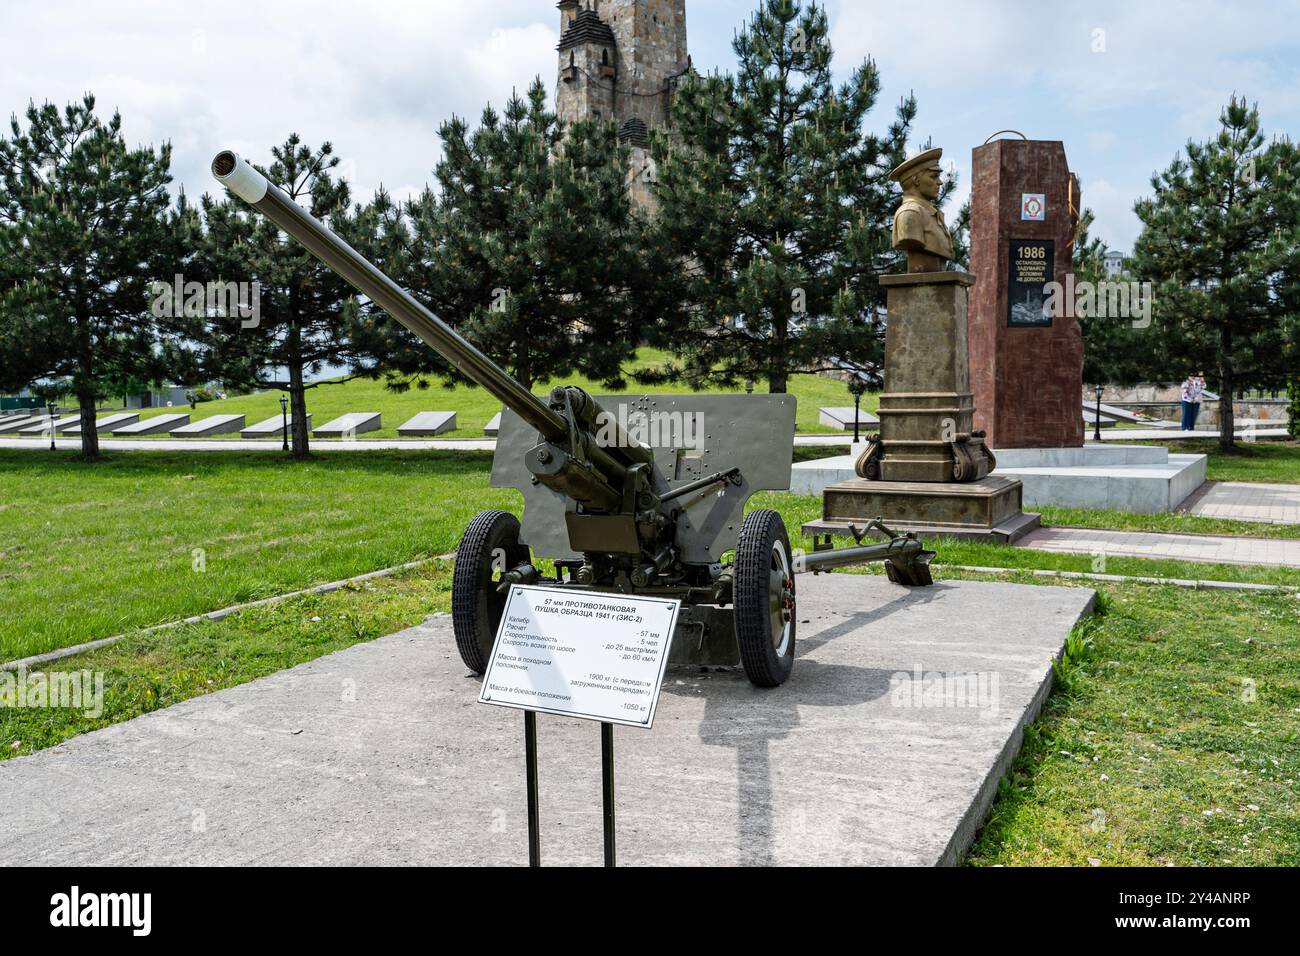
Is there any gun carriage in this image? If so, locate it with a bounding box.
[212,150,935,687]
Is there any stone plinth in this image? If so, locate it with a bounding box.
[967,139,1083,449]
[875,271,992,483]
[315,413,382,438]
[807,475,1040,544]
[397,411,456,437]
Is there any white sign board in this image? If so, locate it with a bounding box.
[478,586,680,729]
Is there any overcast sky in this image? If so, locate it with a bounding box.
[3,0,1298,252]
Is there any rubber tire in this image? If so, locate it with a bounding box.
[733,509,796,688]
[452,510,529,674]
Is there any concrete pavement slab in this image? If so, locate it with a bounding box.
[0,575,1093,866]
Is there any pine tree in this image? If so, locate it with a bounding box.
[200,135,372,458]
[1073,208,1150,388]
[362,78,649,394]
[1288,376,1300,440]
[644,0,918,392]
[0,95,189,460]
[1129,97,1300,450]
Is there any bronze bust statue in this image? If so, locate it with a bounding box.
[889,147,953,272]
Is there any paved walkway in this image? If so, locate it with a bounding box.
[1180,481,1300,525]
[0,575,1094,866]
[0,436,499,453]
[1020,527,1300,568]
[1097,427,1289,441]
[0,434,855,453]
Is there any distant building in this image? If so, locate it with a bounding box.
[1103,250,1125,277]
[555,0,691,212]
[0,389,42,412]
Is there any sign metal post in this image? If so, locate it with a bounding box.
[524,709,540,867]
[481,585,679,867]
[601,722,616,866]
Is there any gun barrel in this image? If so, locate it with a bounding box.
[210,150,567,443]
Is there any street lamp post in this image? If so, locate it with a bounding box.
[47,402,57,451]
[849,377,867,444]
[1094,384,1104,443]
[280,394,289,452]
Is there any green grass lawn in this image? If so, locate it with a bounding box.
[7,448,1299,664]
[0,449,515,661]
[37,348,875,442]
[965,582,1300,866]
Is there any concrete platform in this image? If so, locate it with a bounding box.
[62,412,138,435]
[791,440,870,495]
[112,413,190,435]
[793,444,1208,514]
[241,414,309,439]
[818,407,880,431]
[0,575,1094,867]
[398,411,456,437]
[315,412,382,438]
[994,445,1206,513]
[170,414,245,437]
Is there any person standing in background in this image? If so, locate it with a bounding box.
[1189,371,1206,430]
[1181,373,1200,430]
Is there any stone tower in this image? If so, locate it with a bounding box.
[556,0,690,210]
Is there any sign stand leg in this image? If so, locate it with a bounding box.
[524,710,540,867]
[601,722,616,867]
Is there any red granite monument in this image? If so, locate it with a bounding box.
[967,138,1083,449]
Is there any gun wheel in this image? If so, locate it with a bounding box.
[452,510,530,675]
[733,509,796,688]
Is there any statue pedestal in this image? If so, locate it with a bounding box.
[810,220,1041,547]
[873,271,993,482]
[804,475,1040,545]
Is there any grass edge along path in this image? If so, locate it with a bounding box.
[963,579,1300,866]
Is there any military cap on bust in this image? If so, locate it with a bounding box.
[889,147,944,185]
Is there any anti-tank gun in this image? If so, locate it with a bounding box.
[212,150,935,687]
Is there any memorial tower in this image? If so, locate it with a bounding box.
[555,0,690,211]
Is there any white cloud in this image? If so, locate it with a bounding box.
[828,0,1300,251]
[2,0,1297,250]
[0,0,559,204]
[1078,177,1135,252]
